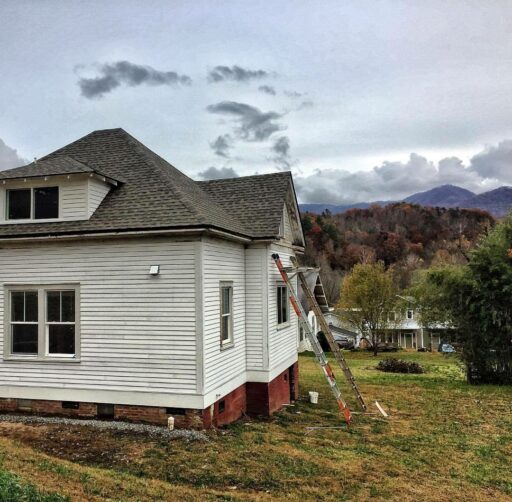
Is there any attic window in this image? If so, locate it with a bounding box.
[6,187,59,220]
[7,189,31,219]
[35,187,59,219]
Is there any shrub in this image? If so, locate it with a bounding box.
[377,358,424,374]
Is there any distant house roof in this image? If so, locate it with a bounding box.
[298,268,330,313]
[0,128,300,242]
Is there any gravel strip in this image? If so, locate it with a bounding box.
[0,414,209,441]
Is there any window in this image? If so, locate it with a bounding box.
[166,407,186,416]
[62,401,79,409]
[97,403,114,419]
[46,290,76,355]
[34,187,59,219]
[10,291,38,354]
[277,284,289,325]
[407,309,414,320]
[5,285,79,360]
[6,187,59,220]
[220,283,233,347]
[7,189,31,219]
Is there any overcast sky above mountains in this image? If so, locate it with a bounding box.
[1,1,512,203]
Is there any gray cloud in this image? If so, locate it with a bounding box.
[208,65,269,83]
[78,61,192,99]
[294,143,512,204]
[206,101,284,142]
[210,134,232,158]
[271,135,291,170]
[0,138,27,170]
[198,166,239,180]
[469,140,512,182]
[297,100,314,110]
[284,90,303,98]
[258,85,276,95]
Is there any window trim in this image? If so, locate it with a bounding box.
[406,309,414,320]
[5,186,60,222]
[3,284,80,362]
[277,282,290,328]
[219,282,234,349]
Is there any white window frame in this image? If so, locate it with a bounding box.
[3,284,80,362]
[407,309,414,320]
[9,290,39,355]
[277,282,290,327]
[219,282,234,349]
[5,186,60,221]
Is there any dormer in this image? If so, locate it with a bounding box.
[0,156,119,224]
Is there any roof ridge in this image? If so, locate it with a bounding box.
[197,171,291,184]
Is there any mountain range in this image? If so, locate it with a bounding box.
[300,184,512,217]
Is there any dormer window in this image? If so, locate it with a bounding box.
[7,187,59,220]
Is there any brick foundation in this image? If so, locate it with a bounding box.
[0,361,299,428]
[202,383,247,428]
[246,361,299,416]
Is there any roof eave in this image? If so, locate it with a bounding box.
[0,223,253,244]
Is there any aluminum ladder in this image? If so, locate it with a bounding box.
[272,253,356,424]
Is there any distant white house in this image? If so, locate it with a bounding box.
[378,308,450,350]
[0,128,305,428]
[300,293,449,351]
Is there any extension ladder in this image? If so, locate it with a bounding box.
[272,253,367,425]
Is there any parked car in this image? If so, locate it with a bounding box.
[439,343,456,353]
[366,342,399,353]
[333,334,355,350]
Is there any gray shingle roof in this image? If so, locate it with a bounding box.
[0,156,95,180]
[0,129,293,241]
[197,172,293,238]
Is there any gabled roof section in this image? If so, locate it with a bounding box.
[197,172,301,241]
[298,268,329,313]
[0,128,250,239]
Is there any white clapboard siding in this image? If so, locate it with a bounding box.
[0,237,198,394]
[88,177,111,217]
[245,245,267,370]
[60,180,88,220]
[282,205,293,243]
[267,244,299,369]
[201,237,246,393]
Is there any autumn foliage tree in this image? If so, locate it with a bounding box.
[301,203,494,301]
[337,262,399,355]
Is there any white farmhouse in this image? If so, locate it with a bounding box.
[0,128,304,427]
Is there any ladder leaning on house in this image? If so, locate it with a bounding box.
[272,253,368,425]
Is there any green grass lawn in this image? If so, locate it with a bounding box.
[0,351,510,501]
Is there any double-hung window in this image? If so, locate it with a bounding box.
[277,283,289,326]
[6,187,59,220]
[10,291,39,354]
[220,283,233,347]
[46,290,76,355]
[5,286,79,360]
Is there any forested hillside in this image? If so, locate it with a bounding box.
[301,203,494,302]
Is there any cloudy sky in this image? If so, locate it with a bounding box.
[1,0,512,203]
